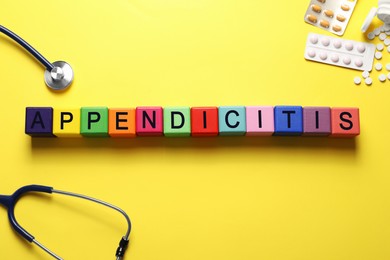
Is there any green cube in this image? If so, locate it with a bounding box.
[81,107,109,137]
[163,107,191,137]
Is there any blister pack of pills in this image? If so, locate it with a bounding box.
[304,0,357,36]
[304,33,376,71]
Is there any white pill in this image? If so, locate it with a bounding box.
[368,32,375,40]
[355,58,363,67]
[333,40,342,49]
[375,63,383,71]
[385,24,390,31]
[321,37,330,46]
[310,35,318,44]
[356,44,366,53]
[343,56,351,65]
[379,74,387,82]
[385,38,390,46]
[375,52,383,60]
[319,52,327,60]
[374,28,381,35]
[365,77,373,85]
[381,26,386,32]
[377,43,384,51]
[308,49,316,58]
[331,54,339,63]
[345,42,354,51]
[362,71,370,79]
[387,64,390,71]
[380,33,387,40]
[354,77,361,85]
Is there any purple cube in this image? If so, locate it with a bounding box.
[303,107,331,136]
[25,107,55,137]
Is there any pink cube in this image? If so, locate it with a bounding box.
[245,106,274,136]
[136,107,163,136]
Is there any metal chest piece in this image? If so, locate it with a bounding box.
[44,61,74,91]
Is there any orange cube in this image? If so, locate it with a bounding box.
[108,108,136,137]
[331,108,360,137]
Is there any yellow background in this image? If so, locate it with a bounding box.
[0,0,389,259]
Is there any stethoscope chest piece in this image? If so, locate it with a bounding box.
[44,61,74,91]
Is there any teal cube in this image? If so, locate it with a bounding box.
[163,107,191,137]
[81,107,109,137]
[218,106,246,136]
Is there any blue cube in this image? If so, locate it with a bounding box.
[274,106,303,136]
[218,106,246,136]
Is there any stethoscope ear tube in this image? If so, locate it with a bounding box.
[0,25,73,90]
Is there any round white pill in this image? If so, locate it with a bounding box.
[375,52,383,60]
[385,38,390,46]
[310,35,318,44]
[375,63,383,71]
[377,43,384,51]
[365,77,373,85]
[319,52,327,60]
[308,49,316,58]
[368,32,375,40]
[343,56,351,65]
[321,37,330,46]
[331,54,339,63]
[362,71,370,79]
[381,26,386,32]
[380,33,387,40]
[333,40,342,49]
[374,28,381,35]
[379,74,387,82]
[354,77,361,85]
[386,63,390,71]
[354,58,363,67]
[357,44,366,53]
[345,42,354,51]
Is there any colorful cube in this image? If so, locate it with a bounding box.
[136,107,163,136]
[53,108,81,137]
[218,106,246,136]
[163,107,191,137]
[108,108,136,138]
[191,107,219,136]
[303,107,331,136]
[246,106,274,136]
[80,107,109,137]
[25,107,55,137]
[331,108,360,137]
[274,106,303,136]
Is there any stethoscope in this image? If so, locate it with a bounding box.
[0,24,74,90]
[0,185,131,260]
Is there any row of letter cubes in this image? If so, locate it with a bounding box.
[25,106,360,137]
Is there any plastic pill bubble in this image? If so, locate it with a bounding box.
[368,32,375,40]
[384,38,390,46]
[375,52,383,59]
[312,4,322,13]
[331,54,339,62]
[365,77,373,85]
[320,20,330,28]
[321,37,330,46]
[308,50,316,58]
[354,77,361,85]
[317,0,326,3]
[307,15,318,24]
[333,40,342,48]
[357,44,366,53]
[332,25,342,32]
[336,15,346,22]
[375,63,383,71]
[319,52,328,60]
[310,35,319,44]
[343,56,351,65]
[354,58,363,67]
[380,33,387,40]
[345,42,353,51]
[379,74,387,82]
[362,71,370,79]
[374,28,381,36]
[377,43,384,51]
[341,4,350,11]
[324,10,334,17]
